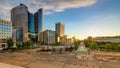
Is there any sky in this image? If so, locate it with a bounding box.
[0,0,120,40]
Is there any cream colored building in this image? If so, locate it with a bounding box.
[92,36,120,42]
[38,30,55,44]
[55,22,65,42]
[0,19,12,50]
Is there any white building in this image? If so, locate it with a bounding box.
[0,19,12,50]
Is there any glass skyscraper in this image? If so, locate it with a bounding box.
[11,4,43,42]
[34,8,43,33]
[16,29,23,42]
[28,12,34,33]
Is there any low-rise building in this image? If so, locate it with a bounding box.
[38,30,55,44]
[92,36,120,42]
[0,19,12,50]
[59,35,74,45]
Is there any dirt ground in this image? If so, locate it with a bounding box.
[0,50,120,68]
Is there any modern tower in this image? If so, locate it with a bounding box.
[55,22,65,42]
[28,12,34,33]
[11,4,43,42]
[11,4,28,27]
[11,4,29,42]
[55,22,65,37]
[34,8,43,33]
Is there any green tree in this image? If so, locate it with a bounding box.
[7,38,14,49]
[115,44,120,52]
[87,36,93,41]
[23,40,34,49]
[16,42,23,50]
[89,42,98,50]
[74,40,80,50]
[84,39,91,47]
[105,43,113,51]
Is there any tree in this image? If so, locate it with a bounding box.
[105,43,113,51]
[23,40,34,49]
[74,40,80,50]
[84,39,91,47]
[7,38,14,49]
[87,36,93,41]
[89,42,98,50]
[115,44,120,52]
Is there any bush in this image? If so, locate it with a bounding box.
[7,38,14,49]
[115,44,120,52]
[89,42,98,50]
[105,43,114,51]
[74,40,80,50]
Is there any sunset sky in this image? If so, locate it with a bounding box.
[0,0,120,39]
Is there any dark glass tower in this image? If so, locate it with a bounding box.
[34,8,43,33]
[11,3,43,42]
[28,12,34,33]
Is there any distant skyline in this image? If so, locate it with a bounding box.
[0,0,120,39]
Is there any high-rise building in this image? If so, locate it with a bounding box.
[55,22,65,36]
[55,22,65,42]
[0,19,12,50]
[11,4,29,42]
[11,4,28,27]
[34,8,43,33]
[28,12,36,41]
[11,4,43,42]
[28,12,34,33]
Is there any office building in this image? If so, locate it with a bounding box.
[55,22,65,42]
[34,8,43,33]
[11,4,43,42]
[34,8,43,42]
[92,36,120,43]
[11,4,28,27]
[38,31,44,44]
[28,12,34,33]
[55,22,65,36]
[38,30,55,44]
[28,12,36,41]
[11,4,29,42]
[0,19,12,50]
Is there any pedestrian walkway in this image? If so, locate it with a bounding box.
[0,63,24,68]
[75,41,88,59]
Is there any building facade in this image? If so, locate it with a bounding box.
[55,22,65,42]
[28,12,34,33]
[92,36,120,43]
[34,8,43,42]
[11,4,29,42]
[34,8,43,33]
[0,19,12,50]
[55,22,65,37]
[38,30,55,44]
[11,4,43,42]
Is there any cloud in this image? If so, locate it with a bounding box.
[0,0,97,20]
[26,0,97,14]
